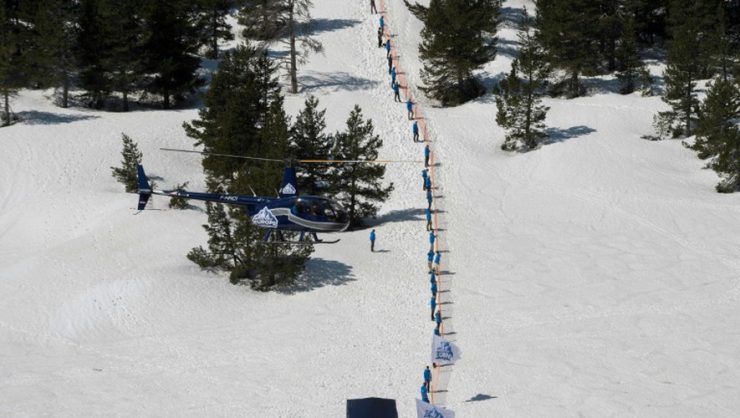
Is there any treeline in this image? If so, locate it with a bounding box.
[0,0,235,120]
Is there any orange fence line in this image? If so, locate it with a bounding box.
[378,0,446,407]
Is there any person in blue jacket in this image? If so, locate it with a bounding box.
[426,189,433,210]
[424,175,431,192]
[406,99,414,120]
[429,230,436,251]
[429,269,436,284]
[413,121,419,142]
[421,169,428,189]
[424,144,430,167]
[427,250,434,272]
[421,383,429,403]
[379,15,384,32]
[434,324,441,336]
[431,280,437,298]
[435,309,442,328]
[390,66,397,87]
[392,81,401,102]
[430,297,436,321]
[423,366,432,390]
[369,228,376,252]
[387,54,393,73]
[385,38,391,58]
[426,207,433,231]
[434,251,441,273]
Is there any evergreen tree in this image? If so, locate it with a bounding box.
[111,133,143,192]
[712,124,740,192]
[77,0,113,108]
[535,0,601,97]
[662,0,717,136]
[330,106,394,227]
[194,0,234,59]
[495,10,550,151]
[290,95,332,195]
[141,0,203,109]
[238,0,283,41]
[30,0,78,108]
[616,11,652,94]
[405,0,500,106]
[0,0,27,125]
[187,201,236,270]
[282,0,322,94]
[169,182,190,209]
[693,78,740,160]
[106,0,146,111]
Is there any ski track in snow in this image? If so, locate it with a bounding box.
[2,0,740,417]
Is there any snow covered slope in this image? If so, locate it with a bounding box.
[2,0,740,417]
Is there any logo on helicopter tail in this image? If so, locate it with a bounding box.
[252,207,278,228]
[280,183,296,195]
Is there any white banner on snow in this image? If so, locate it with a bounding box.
[416,399,455,418]
[431,334,461,365]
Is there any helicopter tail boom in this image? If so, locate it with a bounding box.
[136,165,152,210]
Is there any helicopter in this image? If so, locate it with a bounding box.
[136,148,420,244]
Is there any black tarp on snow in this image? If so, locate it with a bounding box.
[346,397,398,418]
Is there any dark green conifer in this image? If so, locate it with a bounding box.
[496,10,550,151]
[77,0,113,109]
[694,78,740,160]
[405,0,500,105]
[616,11,652,95]
[290,96,332,195]
[111,133,143,192]
[194,0,234,59]
[329,106,394,227]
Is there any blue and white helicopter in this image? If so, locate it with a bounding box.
[136,149,417,244]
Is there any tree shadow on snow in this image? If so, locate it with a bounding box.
[543,126,596,145]
[499,6,526,29]
[279,258,355,294]
[306,18,361,36]
[300,71,379,93]
[17,110,99,125]
[465,394,497,402]
[367,208,425,226]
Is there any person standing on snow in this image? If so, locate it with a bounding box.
[424,175,431,192]
[379,15,384,32]
[426,207,433,231]
[370,228,376,252]
[421,168,428,190]
[427,250,434,272]
[421,383,430,403]
[387,55,393,73]
[431,279,438,298]
[426,189,433,210]
[392,81,401,102]
[390,66,397,87]
[385,38,391,58]
[406,99,414,120]
[430,297,436,321]
[423,366,432,390]
[424,144,430,167]
[429,230,436,251]
[412,121,419,142]
[370,0,377,14]
[377,27,383,48]
[435,309,442,330]
[434,251,441,273]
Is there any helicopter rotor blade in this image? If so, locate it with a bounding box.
[160,148,284,163]
[161,148,422,164]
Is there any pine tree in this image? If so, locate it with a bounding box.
[712,125,740,192]
[616,11,652,95]
[141,0,203,109]
[495,10,550,151]
[662,0,716,136]
[535,0,601,97]
[77,0,113,109]
[290,96,332,195]
[106,0,145,111]
[0,1,27,125]
[111,133,143,192]
[169,182,190,209]
[187,201,236,270]
[693,78,740,160]
[194,0,234,59]
[330,106,394,227]
[238,0,283,41]
[405,0,499,106]
[30,0,78,108]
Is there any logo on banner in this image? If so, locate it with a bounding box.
[423,409,444,418]
[435,341,454,362]
[280,183,296,195]
[252,207,278,228]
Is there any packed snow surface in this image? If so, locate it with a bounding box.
[2,0,740,416]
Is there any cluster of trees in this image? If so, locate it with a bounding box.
[0,0,235,118]
[183,46,392,288]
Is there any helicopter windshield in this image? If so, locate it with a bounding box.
[292,197,347,223]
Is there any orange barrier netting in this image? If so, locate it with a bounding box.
[378,0,446,406]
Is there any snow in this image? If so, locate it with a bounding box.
[2,0,740,417]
